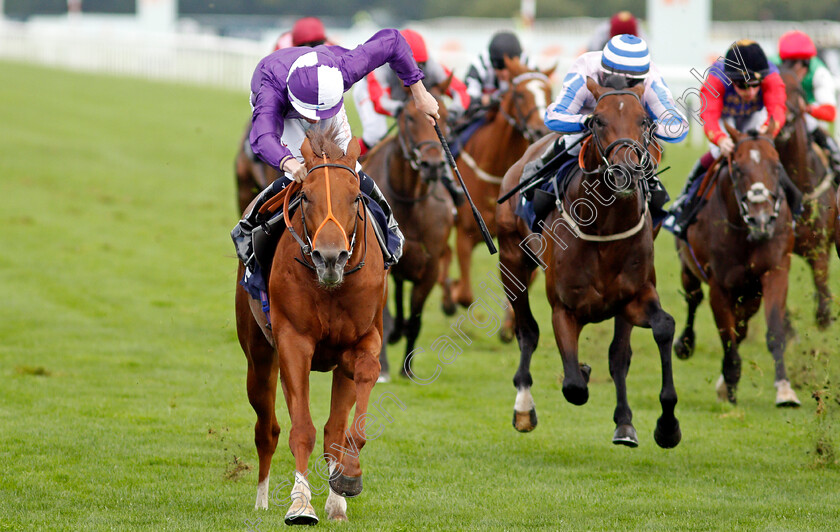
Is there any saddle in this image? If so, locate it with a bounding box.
[515,157,578,233]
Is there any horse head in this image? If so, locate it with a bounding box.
[501,56,555,143]
[584,77,659,199]
[723,121,785,242]
[397,84,450,184]
[299,128,363,287]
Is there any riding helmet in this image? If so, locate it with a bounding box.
[489,31,522,69]
[778,31,817,60]
[724,40,769,83]
[600,34,650,79]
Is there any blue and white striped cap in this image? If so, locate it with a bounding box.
[600,34,650,79]
[286,51,345,120]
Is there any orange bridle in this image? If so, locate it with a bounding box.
[311,154,350,250]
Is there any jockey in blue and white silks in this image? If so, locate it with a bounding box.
[231,29,440,274]
[521,34,688,218]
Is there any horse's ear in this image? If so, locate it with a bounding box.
[542,63,557,79]
[301,137,316,167]
[724,122,742,142]
[586,77,603,100]
[346,136,361,162]
[630,82,645,99]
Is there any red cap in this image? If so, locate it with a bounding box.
[400,29,429,63]
[609,11,638,38]
[778,30,817,60]
[292,17,326,47]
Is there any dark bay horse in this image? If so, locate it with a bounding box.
[496,78,680,449]
[775,70,836,329]
[674,124,800,407]
[234,122,279,214]
[362,89,455,380]
[235,129,386,524]
[448,57,554,310]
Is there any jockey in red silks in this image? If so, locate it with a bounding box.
[773,30,840,181]
[352,28,469,204]
[231,29,440,272]
[666,40,801,238]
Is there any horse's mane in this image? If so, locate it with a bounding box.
[306,126,345,160]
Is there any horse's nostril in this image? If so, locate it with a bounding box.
[311,250,324,266]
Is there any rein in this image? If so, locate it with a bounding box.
[388,107,447,203]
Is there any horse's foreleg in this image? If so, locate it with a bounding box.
[500,245,541,432]
[322,370,356,522]
[439,245,456,316]
[674,259,703,360]
[608,316,638,447]
[709,283,740,404]
[453,224,477,307]
[623,285,681,448]
[552,307,588,406]
[388,278,405,345]
[274,330,318,524]
[330,333,382,499]
[762,267,801,407]
[805,249,833,330]
[401,269,437,378]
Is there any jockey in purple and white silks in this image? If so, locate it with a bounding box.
[522,34,689,219]
[231,29,440,272]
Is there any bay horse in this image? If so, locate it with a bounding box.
[362,87,455,380]
[235,128,386,524]
[673,123,801,407]
[496,78,681,449]
[774,69,836,329]
[234,122,279,214]
[448,57,554,312]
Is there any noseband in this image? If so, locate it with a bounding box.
[284,157,368,274]
[725,135,784,230]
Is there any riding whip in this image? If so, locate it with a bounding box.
[433,123,497,255]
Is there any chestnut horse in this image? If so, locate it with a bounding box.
[674,124,800,407]
[235,128,386,524]
[234,122,279,214]
[775,70,835,329]
[363,89,455,380]
[448,57,554,310]
[496,79,681,449]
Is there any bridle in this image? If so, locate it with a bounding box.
[499,72,551,143]
[282,156,369,275]
[396,105,445,174]
[724,135,784,230]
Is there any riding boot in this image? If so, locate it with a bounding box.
[231,178,289,268]
[521,137,561,189]
[666,159,708,238]
[646,174,671,218]
[441,172,465,206]
[359,171,405,267]
[778,164,803,218]
[811,127,840,185]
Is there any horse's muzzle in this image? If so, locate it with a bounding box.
[746,213,775,242]
[419,159,447,183]
[312,248,350,287]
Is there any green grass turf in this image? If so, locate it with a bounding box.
[0,60,838,531]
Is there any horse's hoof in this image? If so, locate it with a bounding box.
[387,329,402,345]
[562,381,589,406]
[673,329,695,360]
[512,408,538,432]
[580,364,591,384]
[285,500,319,526]
[612,424,639,447]
[775,379,801,407]
[376,372,390,384]
[654,417,682,449]
[816,311,833,331]
[715,375,737,404]
[329,474,363,498]
[499,325,515,344]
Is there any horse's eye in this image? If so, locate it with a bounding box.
[300,192,309,203]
